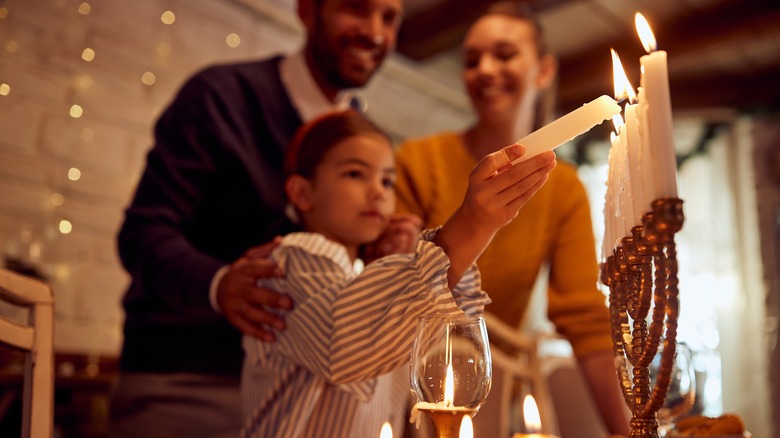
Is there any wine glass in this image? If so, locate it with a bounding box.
[410,314,492,438]
[648,342,696,437]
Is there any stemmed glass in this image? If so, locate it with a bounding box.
[648,342,696,437]
[410,314,492,438]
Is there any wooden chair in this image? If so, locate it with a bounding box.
[0,268,54,437]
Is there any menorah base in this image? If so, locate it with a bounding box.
[629,418,660,438]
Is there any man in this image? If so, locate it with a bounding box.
[110,0,404,436]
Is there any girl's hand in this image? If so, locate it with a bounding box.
[459,144,556,234]
[360,213,423,263]
[433,144,556,288]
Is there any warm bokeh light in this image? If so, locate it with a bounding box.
[58,219,73,235]
[161,10,175,25]
[522,394,542,433]
[81,128,94,141]
[51,193,65,206]
[156,42,172,58]
[69,104,84,118]
[379,422,393,438]
[0,83,10,96]
[226,33,241,48]
[6,40,18,53]
[77,74,93,89]
[67,167,82,181]
[635,12,657,53]
[459,415,473,438]
[82,47,95,61]
[141,71,157,86]
[77,2,91,15]
[0,7,8,19]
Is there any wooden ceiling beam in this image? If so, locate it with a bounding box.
[557,0,780,112]
[396,0,581,61]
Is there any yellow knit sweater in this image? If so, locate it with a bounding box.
[395,132,612,358]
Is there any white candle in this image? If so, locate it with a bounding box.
[624,102,649,222]
[636,12,678,198]
[614,117,634,237]
[511,95,621,164]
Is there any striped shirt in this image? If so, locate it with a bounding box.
[241,229,490,437]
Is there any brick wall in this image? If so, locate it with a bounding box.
[0,0,472,355]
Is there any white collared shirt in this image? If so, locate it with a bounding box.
[280,49,358,122]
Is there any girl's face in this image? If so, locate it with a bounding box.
[292,133,396,258]
[462,14,553,124]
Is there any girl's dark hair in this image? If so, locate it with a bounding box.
[285,109,391,179]
[484,1,547,56]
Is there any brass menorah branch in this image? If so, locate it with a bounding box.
[600,198,684,438]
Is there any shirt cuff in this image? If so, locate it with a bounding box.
[209,265,230,313]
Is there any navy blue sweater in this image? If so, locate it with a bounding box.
[118,56,301,374]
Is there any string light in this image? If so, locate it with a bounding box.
[58,219,73,235]
[81,128,94,141]
[141,71,156,86]
[0,83,10,96]
[67,167,82,181]
[226,33,241,48]
[82,47,95,61]
[156,42,172,58]
[77,2,91,15]
[51,193,65,206]
[77,74,93,89]
[69,104,84,118]
[161,11,175,25]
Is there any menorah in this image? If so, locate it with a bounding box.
[600,197,685,438]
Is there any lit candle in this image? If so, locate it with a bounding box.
[635,12,678,198]
[459,415,473,438]
[380,422,393,438]
[511,395,560,438]
[624,101,649,221]
[611,49,643,230]
[511,95,621,164]
[410,363,477,428]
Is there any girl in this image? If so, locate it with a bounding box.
[241,109,555,437]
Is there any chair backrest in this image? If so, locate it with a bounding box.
[0,268,54,438]
[471,312,558,437]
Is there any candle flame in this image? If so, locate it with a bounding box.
[523,394,542,433]
[635,12,657,53]
[459,415,473,438]
[611,48,637,103]
[380,421,393,438]
[611,114,624,134]
[444,363,454,406]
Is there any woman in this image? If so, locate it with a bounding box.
[394,3,631,436]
